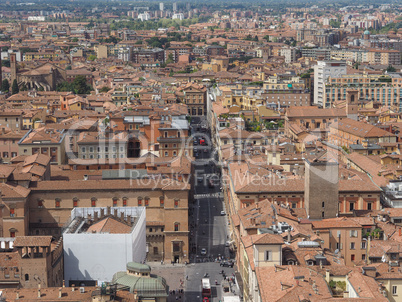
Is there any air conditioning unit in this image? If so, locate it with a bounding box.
[79,287,85,293]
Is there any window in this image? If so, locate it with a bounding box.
[322,202,325,208]
[367,203,372,210]
[113,198,118,207]
[144,198,149,207]
[350,242,355,250]
[350,230,357,237]
[351,254,355,261]
[10,231,15,238]
[55,199,61,208]
[392,285,397,295]
[10,208,15,217]
[322,212,325,218]
[361,242,366,249]
[174,223,179,231]
[149,228,153,232]
[91,198,96,207]
[349,202,354,211]
[160,196,164,207]
[89,147,93,153]
[123,198,127,207]
[154,247,158,255]
[362,254,366,261]
[265,251,271,261]
[81,147,86,153]
[138,197,143,206]
[73,199,78,207]
[25,274,29,281]
[38,200,43,208]
[174,199,179,208]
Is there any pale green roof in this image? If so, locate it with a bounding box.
[112,271,168,298]
[127,262,151,273]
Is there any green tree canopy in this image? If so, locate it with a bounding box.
[11,79,19,95]
[1,79,9,92]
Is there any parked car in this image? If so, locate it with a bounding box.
[201,248,207,255]
[220,260,234,267]
[220,211,226,216]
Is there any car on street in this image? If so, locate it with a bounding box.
[197,176,203,183]
[225,241,230,247]
[201,248,207,255]
[220,211,226,216]
[203,297,209,302]
[193,141,198,145]
[220,260,234,267]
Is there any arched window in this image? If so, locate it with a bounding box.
[138,197,143,206]
[144,197,150,206]
[113,197,118,207]
[174,222,179,232]
[159,196,164,207]
[91,197,97,207]
[25,273,29,281]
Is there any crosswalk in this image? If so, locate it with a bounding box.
[194,192,222,199]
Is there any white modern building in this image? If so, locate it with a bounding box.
[313,60,347,107]
[138,12,150,21]
[159,2,164,11]
[63,207,146,286]
[280,47,296,64]
[173,2,177,11]
[172,13,184,20]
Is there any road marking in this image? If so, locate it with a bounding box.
[194,192,222,199]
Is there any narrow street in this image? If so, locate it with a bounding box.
[185,116,238,302]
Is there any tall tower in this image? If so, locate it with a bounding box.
[173,2,177,11]
[346,89,358,121]
[10,53,17,84]
[304,158,339,220]
[159,2,164,11]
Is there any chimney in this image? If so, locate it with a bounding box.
[127,215,132,225]
[59,288,62,298]
[94,211,98,222]
[63,280,65,288]
[121,212,124,221]
[325,270,330,283]
[106,206,111,216]
[16,291,19,299]
[100,208,105,218]
[38,284,41,298]
[114,209,118,217]
[399,228,401,236]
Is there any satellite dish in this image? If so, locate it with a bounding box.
[334,249,339,255]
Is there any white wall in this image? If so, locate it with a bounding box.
[63,207,146,286]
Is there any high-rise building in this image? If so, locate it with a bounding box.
[173,2,177,11]
[186,3,190,10]
[313,60,346,107]
[159,2,164,11]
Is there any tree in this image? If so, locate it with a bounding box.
[386,65,396,73]
[72,37,78,42]
[11,79,19,95]
[99,86,110,93]
[87,55,96,61]
[73,75,92,95]
[166,53,174,64]
[1,79,9,92]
